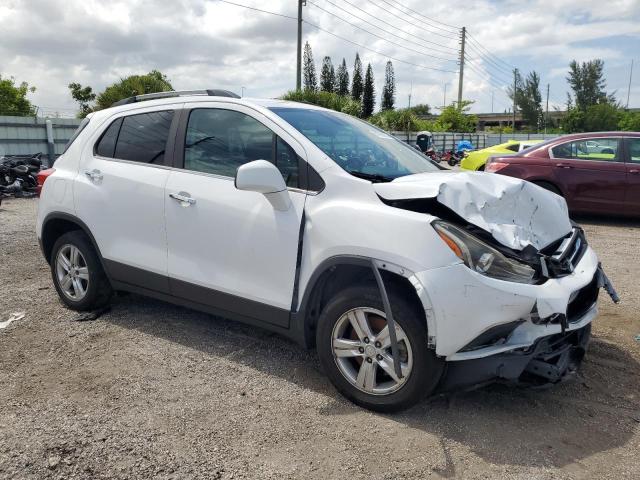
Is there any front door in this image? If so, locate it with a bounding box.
[164,104,307,327]
[75,107,179,291]
[550,137,626,213]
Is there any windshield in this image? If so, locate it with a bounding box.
[269,107,439,182]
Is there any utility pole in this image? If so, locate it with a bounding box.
[512,68,518,131]
[491,91,494,113]
[545,83,550,135]
[296,1,305,91]
[443,84,447,108]
[627,59,634,109]
[457,26,466,108]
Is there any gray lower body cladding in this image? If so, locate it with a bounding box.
[436,323,592,394]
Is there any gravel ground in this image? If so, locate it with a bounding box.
[0,198,639,479]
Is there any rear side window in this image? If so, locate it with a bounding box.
[114,111,174,163]
[95,118,122,158]
[505,143,519,152]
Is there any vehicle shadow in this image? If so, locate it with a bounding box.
[103,294,640,470]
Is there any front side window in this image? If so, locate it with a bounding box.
[184,108,299,186]
[552,138,621,162]
[269,107,439,182]
[113,111,174,163]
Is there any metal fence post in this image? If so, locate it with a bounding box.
[45,119,56,166]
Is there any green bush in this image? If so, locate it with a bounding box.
[619,110,640,131]
[281,90,361,116]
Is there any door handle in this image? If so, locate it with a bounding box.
[630,169,640,174]
[84,169,103,181]
[555,163,573,169]
[169,192,196,206]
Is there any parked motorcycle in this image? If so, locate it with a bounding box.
[0,153,42,198]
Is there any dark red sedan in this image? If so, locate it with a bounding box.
[485,132,640,216]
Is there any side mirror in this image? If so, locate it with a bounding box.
[235,160,291,211]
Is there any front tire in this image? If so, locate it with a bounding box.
[316,284,443,412]
[51,231,112,311]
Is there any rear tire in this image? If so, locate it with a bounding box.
[50,231,112,311]
[316,284,443,412]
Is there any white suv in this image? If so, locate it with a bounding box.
[37,90,615,412]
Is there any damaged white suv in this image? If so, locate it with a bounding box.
[37,90,618,412]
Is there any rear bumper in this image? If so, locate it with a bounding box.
[436,322,592,393]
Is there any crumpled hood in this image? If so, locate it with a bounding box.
[374,171,572,251]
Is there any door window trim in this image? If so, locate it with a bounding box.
[91,109,180,167]
[549,137,624,163]
[173,106,324,193]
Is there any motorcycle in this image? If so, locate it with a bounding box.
[0,153,42,197]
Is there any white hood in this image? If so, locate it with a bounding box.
[374,171,572,251]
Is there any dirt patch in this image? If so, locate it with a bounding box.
[1,198,638,479]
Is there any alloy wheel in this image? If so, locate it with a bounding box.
[55,244,89,301]
[331,307,413,395]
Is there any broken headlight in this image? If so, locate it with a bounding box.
[432,220,536,284]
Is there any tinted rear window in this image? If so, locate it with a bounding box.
[95,118,122,158]
[114,111,174,163]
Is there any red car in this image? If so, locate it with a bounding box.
[485,132,640,216]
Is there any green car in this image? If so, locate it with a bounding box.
[461,140,543,171]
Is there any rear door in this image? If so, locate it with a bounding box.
[549,137,626,213]
[624,137,640,215]
[164,104,309,327]
[75,105,181,292]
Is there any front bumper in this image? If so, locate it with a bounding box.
[413,245,600,359]
[437,322,592,393]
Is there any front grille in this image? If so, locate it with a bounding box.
[544,228,587,277]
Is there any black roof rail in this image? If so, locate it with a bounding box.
[111,89,241,107]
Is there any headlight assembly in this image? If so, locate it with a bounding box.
[432,220,536,284]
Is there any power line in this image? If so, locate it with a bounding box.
[465,32,516,71]
[325,0,459,53]
[375,0,460,34]
[304,20,459,73]
[216,0,297,20]
[308,1,458,63]
[365,0,460,44]
[465,43,514,77]
[464,55,513,85]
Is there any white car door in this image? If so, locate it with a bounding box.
[164,104,309,327]
[75,106,180,292]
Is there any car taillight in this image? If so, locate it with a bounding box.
[36,168,55,197]
[485,161,509,173]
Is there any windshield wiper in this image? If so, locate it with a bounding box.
[349,171,393,183]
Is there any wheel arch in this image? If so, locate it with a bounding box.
[41,213,109,276]
[292,256,432,349]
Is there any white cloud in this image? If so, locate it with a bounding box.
[0,0,638,115]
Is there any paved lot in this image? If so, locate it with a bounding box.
[1,198,639,479]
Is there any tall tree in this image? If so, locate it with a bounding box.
[320,56,336,93]
[336,58,349,96]
[351,53,364,101]
[362,64,375,118]
[381,61,395,110]
[566,59,612,111]
[508,71,542,130]
[303,42,317,92]
[68,83,96,118]
[95,70,173,110]
[0,75,36,116]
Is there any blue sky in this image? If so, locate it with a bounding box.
[1,0,638,115]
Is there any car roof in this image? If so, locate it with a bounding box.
[88,95,328,120]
